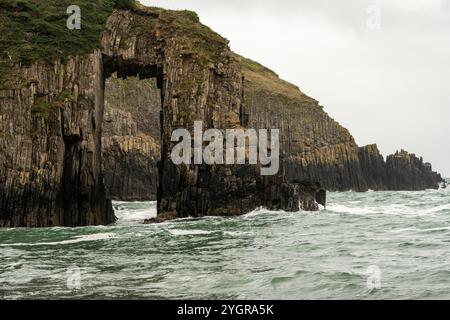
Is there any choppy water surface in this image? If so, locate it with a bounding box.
[1,188,450,299]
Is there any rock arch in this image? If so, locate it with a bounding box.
[0,8,313,227]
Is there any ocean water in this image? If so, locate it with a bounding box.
[1,187,450,300]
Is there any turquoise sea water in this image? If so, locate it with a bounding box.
[1,187,450,299]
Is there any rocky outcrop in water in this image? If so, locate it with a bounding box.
[357,145,443,190]
[385,149,443,191]
[357,144,388,191]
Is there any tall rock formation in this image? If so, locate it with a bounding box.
[1,2,319,227]
[357,144,387,190]
[0,52,114,227]
[385,150,443,190]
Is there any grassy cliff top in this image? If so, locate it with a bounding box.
[0,0,228,86]
[1,0,317,112]
[0,0,136,66]
[235,54,315,104]
[0,0,134,86]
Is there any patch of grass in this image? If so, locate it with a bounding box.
[0,0,228,85]
[153,8,229,65]
[32,90,74,120]
[113,0,136,10]
[235,54,277,76]
[237,54,313,104]
[180,10,200,23]
[0,0,137,71]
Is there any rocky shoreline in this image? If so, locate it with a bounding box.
[0,3,444,227]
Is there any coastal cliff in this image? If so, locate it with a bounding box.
[0,51,115,227]
[239,56,368,192]
[0,1,317,227]
[0,1,443,227]
[102,55,443,202]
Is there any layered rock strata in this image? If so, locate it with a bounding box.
[0,52,114,227]
[358,145,443,191]
[1,3,443,227]
[0,5,318,226]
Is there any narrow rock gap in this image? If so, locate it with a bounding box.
[101,57,163,206]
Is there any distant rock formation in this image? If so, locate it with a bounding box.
[358,145,443,190]
[358,144,387,190]
[385,149,443,190]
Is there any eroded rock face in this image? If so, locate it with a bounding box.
[358,144,388,191]
[241,59,368,192]
[0,52,114,227]
[357,145,443,190]
[100,9,259,218]
[1,7,315,226]
[102,75,161,201]
[385,150,443,190]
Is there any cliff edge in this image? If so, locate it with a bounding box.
[0,1,443,227]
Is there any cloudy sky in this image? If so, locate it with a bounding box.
[142,0,450,177]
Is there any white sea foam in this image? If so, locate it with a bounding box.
[113,201,157,225]
[326,204,379,215]
[392,226,450,234]
[168,229,212,236]
[0,232,117,247]
[326,202,450,216]
[223,231,247,237]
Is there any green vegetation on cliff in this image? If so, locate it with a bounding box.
[132,6,228,65]
[0,0,137,86]
[235,53,312,105]
[0,0,229,86]
[0,0,136,66]
[32,90,74,120]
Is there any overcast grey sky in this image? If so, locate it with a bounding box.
[142,0,450,177]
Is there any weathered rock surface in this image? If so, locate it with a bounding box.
[0,3,443,227]
[357,144,387,190]
[102,75,161,201]
[385,149,443,190]
[0,52,114,227]
[357,145,443,190]
[240,58,368,192]
[0,6,317,227]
